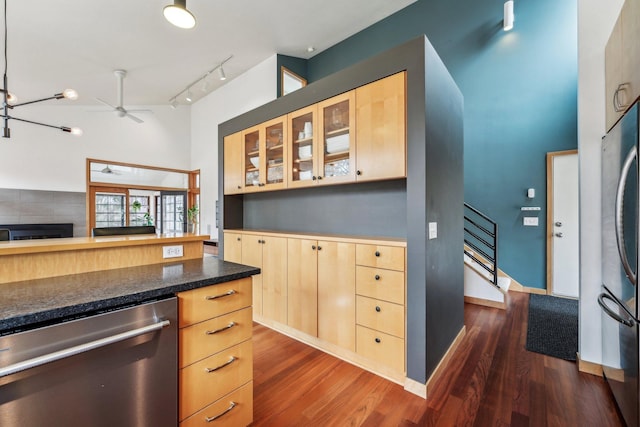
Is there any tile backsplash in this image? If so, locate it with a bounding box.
[0,188,86,237]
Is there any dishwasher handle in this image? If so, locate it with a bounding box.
[0,319,170,378]
[598,292,636,327]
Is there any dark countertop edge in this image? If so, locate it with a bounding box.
[0,263,260,336]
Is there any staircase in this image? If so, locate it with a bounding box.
[463,203,511,309]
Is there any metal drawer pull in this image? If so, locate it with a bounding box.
[206,322,236,335]
[375,306,381,312]
[205,401,237,422]
[205,356,237,373]
[206,290,236,300]
[374,275,380,281]
[375,251,380,257]
[0,320,170,378]
[375,338,381,343]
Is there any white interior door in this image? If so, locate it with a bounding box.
[549,152,579,298]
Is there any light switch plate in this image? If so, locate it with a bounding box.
[163,245,184,258]
[428,222,438,239]
[523,217,538,226]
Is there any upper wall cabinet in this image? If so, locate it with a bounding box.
[224,72,406,195]
[355,72,406,181]
[223,131,243,195]
[242,115,288,193]
[605,0,640,131]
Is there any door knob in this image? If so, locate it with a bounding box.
[555,221,562,227]
[555,232,563,238]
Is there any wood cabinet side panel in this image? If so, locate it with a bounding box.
[223,132,243,194]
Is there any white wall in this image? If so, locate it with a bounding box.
[577,0,623,364]
[0,104,191,192]
[190,55,277,239]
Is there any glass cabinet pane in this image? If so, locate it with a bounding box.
[321,98,351,179]
[265,122,284,185]
[291,111,315,183]
[244,130,260,187]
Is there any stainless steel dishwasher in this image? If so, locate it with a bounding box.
[0,297,177,427]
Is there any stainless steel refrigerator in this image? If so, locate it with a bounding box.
[601,101,639,427]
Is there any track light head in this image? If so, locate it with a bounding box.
[164,0,196,29]
[185,89,193,103]
[503,1,514,31]
[218,67,226,81]
[170,99,179,109]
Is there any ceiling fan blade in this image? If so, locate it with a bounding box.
[125,113,144,124]
[95,97,116,110]
[126,109,153,113]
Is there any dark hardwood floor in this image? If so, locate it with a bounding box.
[252,291,624,426]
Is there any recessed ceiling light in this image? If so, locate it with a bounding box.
[307,47,315,53]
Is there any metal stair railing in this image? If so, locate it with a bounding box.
[464,202,499,288]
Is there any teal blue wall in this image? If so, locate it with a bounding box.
[306,0,577,289]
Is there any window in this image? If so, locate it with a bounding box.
[95,193,126,227]
[129,196,151,226]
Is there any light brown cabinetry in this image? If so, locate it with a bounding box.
[287,238,318,336]
[605,0,640,131]
[241,115,288,192]
[224,72,406,195]
[355,243,406,373]
[317,240,356,352]
[177,278,253,426]
[223,131,243,194]
[355,72,406,181]
[224,232,287,323]
[224,230,406,379]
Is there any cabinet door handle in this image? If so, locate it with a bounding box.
[375,275,380,281]
[237,237,241,241]
[375,338,381,343]
[375,251,380,257]
[206,290,236,300]
[312,176,317,181]
[317,176,323,180]
[312,245,317,250]
[375,306,381,312]
[205,401,237,422]
[205,356,237,373]
[237,185,241,189]
[357,170,362,176]
[206,322,236,335]
[317,246,322,250]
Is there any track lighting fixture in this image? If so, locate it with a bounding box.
[0,0,81,138]
[503,1,514,31]
[167,55,233,108]
[163,0,196,29]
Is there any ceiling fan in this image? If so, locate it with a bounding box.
[95,70,150,123]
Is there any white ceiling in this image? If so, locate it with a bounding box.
[3,0,415,107]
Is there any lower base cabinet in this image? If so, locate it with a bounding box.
[225,230,406,381]
[178,278,253,427]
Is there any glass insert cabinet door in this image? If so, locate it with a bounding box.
[288,105,317,187]
[243,115,287,191]
[318,91,355,184]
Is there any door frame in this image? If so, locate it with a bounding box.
[546,149,578,296]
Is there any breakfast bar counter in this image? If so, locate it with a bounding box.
[0,256,259,334]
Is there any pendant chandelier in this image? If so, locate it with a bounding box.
[0,0,81,138]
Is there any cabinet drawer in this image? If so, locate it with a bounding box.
[356,325,404,373]
[355,244,404,271]
[355,265,404,304]
[180,340,253,421]
[356,295,404,338]
[178,278,252,327]
[180,381,253,427]
[180,307,253,368]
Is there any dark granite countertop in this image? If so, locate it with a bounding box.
[0,257,259,335]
